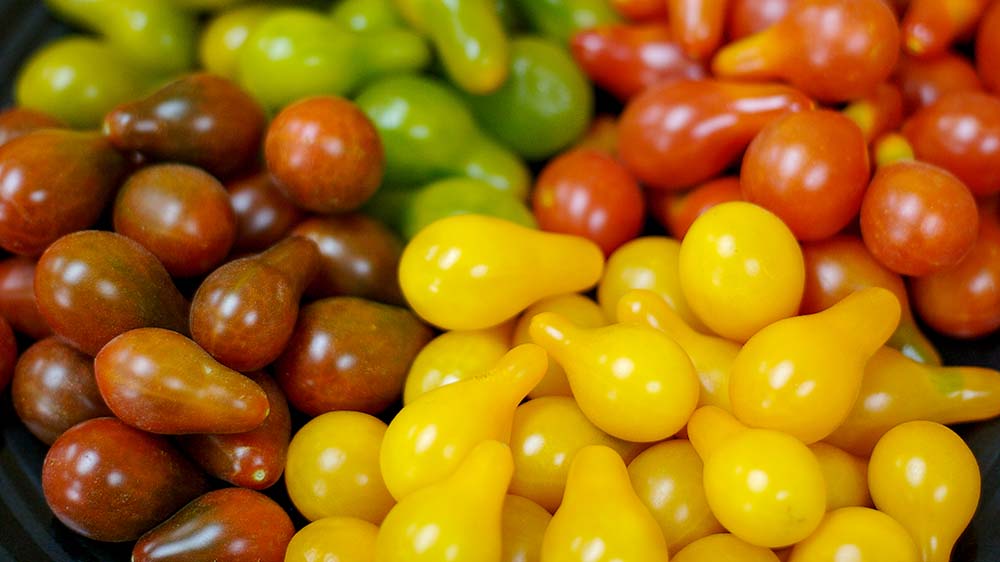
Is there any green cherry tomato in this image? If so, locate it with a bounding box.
[199,4,275,79]
[465,36,594,160]
[15,37,144,128]
[402,177,537,238]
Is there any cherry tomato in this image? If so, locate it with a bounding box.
[284,411,395,524]
[860,160,978,276]
[532,148,645,255]
[679,202,805,342]
[903,91,1000,196]
[912,201,1000,337]
[741,110,870,241]
[894,52,983,114]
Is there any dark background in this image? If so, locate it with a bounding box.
[1,0,998,560]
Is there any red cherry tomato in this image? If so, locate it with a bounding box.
[860,160,978,276]
[648,176,742,239]
[533,148,645,255]
[902,91,1000,196]
[912,200,1000,337]
[894,52,983,115]
[741,110,870,241]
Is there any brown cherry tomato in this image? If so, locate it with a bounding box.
[533,148,645,255]
[0,107,64,148]
[133,488,294,562]
[276,297,432,416]
[903,91,1000,196]
[860,160,978,276]
[42,417,208,542]
[0,256,51,339]
[292,214,405,305]
[35,231,190,356]
[978,1,1000,94]
[104,73,266,179]
[712,0,900,103]
[570,23,706,101]
[726,0,791,40]
[0,130,126,256]
[190,236,319,372]
[648,176,742,239]
[227,172,305,253]
[741,110,870,241]
[618,79,812,191]
[177,371,291,490]
[894,52,983,115]
[95,327,270,435]
[800,235,941,365]
[114,163,237,278]
[265,96,384,213]
[912,201,1000,337]
[12,337,112,445]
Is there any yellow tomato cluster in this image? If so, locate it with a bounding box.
[283,211,993,562]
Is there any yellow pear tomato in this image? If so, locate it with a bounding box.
[509,396,643,512]
[403,321,513,404]
[672,533,780,562]
[789,507,919,562]
[513,293,608,398]
[598,236,705,331]
[285,411,395,524]
[284,516,378,562]
[627,440,724,552]
[679,202,805,342]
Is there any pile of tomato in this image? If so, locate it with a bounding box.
[1,0,1000,560]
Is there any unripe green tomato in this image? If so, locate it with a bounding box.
[402,177,536,238]
[237,9,357,110]
[199,4,275,79]
[331,0,403,32]
[465,36,593,160]
[15,37,144,128]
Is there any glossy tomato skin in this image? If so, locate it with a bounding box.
[741,110,870,241]
[113,163,237,278]
[190,236,320,372]
[912,201,1000,338]
[979,1,1000,94]
[34,231,190,356]
[860,161,978,276]
[226,172,305,253]
[265,96,384,213]
[570,23,705,101]
[0,256,52,339]
[177,371,291,490]
[104,73,265,180]
[726,0,791,39]
[12,338,112,445]
[42,417,208,542]
[894,52,983,114]
[903,91,1000,196]
[275,297,433,416]
[618,79,812,191]
[0,107,64,148]
[133,488,294,562]
[533,148,645,255]
[292,213,405,305]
